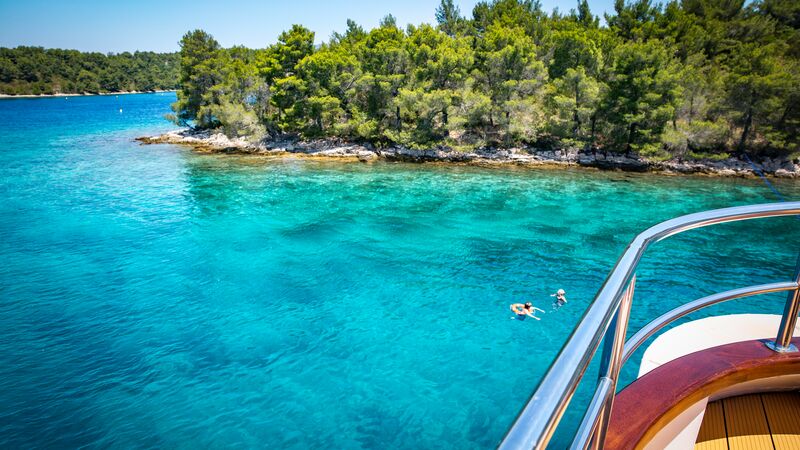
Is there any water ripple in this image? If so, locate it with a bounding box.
[1,94,799,448]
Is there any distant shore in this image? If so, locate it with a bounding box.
[0,90,176,99]
[137,129,800,178]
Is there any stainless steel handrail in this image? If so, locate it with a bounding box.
[498,202,800,450]
[621,281,799,365]
[569,377,613,450]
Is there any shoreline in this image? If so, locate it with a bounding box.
[0,90,176,99]
[137,129,800,178]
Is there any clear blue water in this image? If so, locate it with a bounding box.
[1,93,798,449]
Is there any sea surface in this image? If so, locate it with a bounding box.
[1,93,798,449]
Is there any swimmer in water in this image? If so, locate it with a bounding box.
[551,289,567,310]
[510,302,543,320]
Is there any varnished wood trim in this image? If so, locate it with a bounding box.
[605,338,800,450]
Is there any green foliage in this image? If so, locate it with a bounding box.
[662,119,728,157]
[172,30,221,126]
[212,102,266,141]
[471,23,548,144]
[0,47,178,95]
[548,24,604,79]
[602,40,682,153]
[435,0,467,36]
[548,66,602,141]
[270,75,308,130]
[606,0,661,40]
[275,25,315,76]
[167,0,799,157]
[575,0,599,27]
[306,95,343,135]
[723,42,794,152]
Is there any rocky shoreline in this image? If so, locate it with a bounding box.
[137,129,800,178]
[0,90,176,99]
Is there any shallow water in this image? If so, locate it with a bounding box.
[1,93,798,449]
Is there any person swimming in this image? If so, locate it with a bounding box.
[551,289,567,310]
[510,302,543,320]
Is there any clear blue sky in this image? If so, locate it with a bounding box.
[0,0,615,53]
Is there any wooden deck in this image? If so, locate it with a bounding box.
[695,392,800,450]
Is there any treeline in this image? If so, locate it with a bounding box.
[0,47,179,95]
[172,0,800,158]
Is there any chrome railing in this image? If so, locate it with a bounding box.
[498,202,800,450]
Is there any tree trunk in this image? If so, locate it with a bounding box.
[590,114,597,144]
[737,106,753,152]
[626,122,637,155]
[574,83,581,138]
[442,108,448,126]
[396,106,401,131]
[573,108,580,138]
[778,103,792,128]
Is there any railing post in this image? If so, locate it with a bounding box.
[588,275,636,449]
[498,204,800,450]
[767,253,800,353]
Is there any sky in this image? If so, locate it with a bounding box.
[0,0,616,53]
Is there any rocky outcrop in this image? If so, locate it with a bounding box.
[136,129,800,178]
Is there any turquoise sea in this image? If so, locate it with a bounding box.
[0,93,798,449]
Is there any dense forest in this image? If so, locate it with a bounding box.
[0,47,179,95]
[175,0,794,158]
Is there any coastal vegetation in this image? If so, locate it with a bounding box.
[170,0,799,160]
[0,47,178,95]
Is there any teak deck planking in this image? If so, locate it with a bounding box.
[695,392,800,450]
